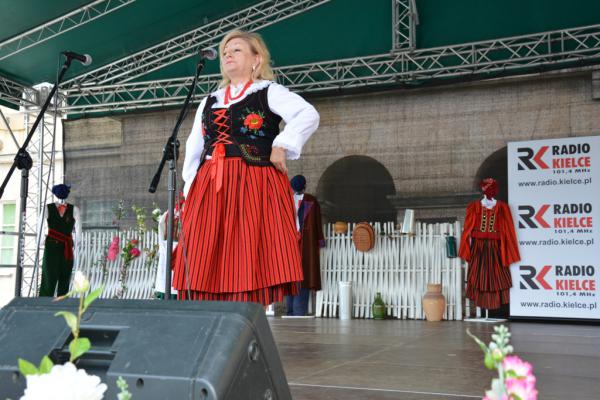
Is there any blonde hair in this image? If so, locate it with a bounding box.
[218,30,275,87]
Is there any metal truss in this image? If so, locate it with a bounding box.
[0,85,61,296]
[18,87,61,297]
[63,0,331,88]
[62,23,600,114]
[392,0,418,51]
[0,78,51,297]
[0,108,20,149]
[62,75,222,114]
[0,0,136,61]
[0,75,38,108]
[277,23,600,89]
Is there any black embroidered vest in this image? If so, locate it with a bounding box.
[201,85,282,166]
[47,203,75,235]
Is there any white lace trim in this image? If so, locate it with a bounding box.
[210,80,273,107]
[271,138,299,159]
[481,197,497,209]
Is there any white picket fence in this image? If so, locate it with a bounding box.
[74,230,159,299]
[74,223,471,320]
[315,222,466,320]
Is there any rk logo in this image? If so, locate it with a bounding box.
[517,146,549,170]
[519,265,552,290]
[518,205,551,229]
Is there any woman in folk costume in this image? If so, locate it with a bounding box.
[39,184,81,297]
[458,178,520,310]
[172,30,320,305]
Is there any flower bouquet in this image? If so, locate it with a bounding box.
[468,325,538,400]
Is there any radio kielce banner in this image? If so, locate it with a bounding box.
[508,135,599,320]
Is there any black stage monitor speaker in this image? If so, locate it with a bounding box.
[0,298,291,400]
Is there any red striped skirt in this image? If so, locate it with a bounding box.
[466,238,512,310]
[172,157,302,305]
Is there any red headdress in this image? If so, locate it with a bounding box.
[480,178,498,200]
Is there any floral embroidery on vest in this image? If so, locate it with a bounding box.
[239,144,262,162]
[240,108,267,139]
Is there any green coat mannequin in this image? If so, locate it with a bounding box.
[39,184,81,297]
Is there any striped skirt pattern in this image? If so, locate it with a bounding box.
[172,157,303,305]
[465,238,512,309]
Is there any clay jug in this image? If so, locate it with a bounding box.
[423,284,446,322]
[334,221,348,234]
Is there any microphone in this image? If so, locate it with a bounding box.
[200,47,217,61]
[62,51,92,66]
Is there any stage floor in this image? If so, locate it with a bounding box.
[269,318,599,400]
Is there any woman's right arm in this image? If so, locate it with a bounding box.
[182,97,207,197]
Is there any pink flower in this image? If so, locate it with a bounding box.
[107,248,118,262]
[129,247,141,258]
[107,236,120,261]
[503,356,533,378]
[130,239,138,245]
[506,376,538,400]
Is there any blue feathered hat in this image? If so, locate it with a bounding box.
[290,175,306,193]
[51,184,71,200]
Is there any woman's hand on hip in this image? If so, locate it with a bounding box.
[270,146,288,174]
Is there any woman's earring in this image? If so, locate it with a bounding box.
[252,65,256,72]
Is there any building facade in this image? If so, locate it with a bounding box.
[63,70,600,227]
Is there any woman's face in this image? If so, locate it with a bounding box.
[222,38,259,81]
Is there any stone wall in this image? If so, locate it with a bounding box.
[291,71,600,223]
[64,110,187,227]
[64,71,600,227]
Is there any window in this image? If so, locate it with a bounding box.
[1,202,17,265]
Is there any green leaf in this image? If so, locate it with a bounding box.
[69,337,91,362]
[38,356,54,374]
[54,290,75,300]
[484,352,495,370]
[55,311,78,335]
[18,358,39,376]
[466,329,488,353]
[83,285,104,313]
[505,369,518,379]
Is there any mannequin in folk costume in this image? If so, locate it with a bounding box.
[285,175,326,316]
[458,178,520,310]
[39,184,81,297]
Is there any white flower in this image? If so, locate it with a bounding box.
[20,362,107,400]
[73,271,90,293]
[152,208,161,217]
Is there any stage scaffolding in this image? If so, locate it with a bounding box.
[1,0,600,293]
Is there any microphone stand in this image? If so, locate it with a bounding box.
[149,54,207,300]
[0,56,75,297]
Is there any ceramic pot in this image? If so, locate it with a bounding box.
[334,221,348,234]
[423,283,446,322]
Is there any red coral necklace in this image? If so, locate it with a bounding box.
[224,80,253,105]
